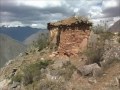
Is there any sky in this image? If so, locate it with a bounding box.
[0,0,120,28]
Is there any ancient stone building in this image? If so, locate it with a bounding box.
[47,16,92,56]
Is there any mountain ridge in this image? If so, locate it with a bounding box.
[0,33,26,68]
[0,26,46,42]
[109,19,120,32]
[23,30,48,45]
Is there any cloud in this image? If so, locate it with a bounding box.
[0,0,74,28]
[31,23,46,28]
[0,0,119,28]
[102,0,119,9]
[17,0,63,8]
[0,3,70,21]
[0,21,24,27]
[102,0,120,17]
[89,0,120,26]
[88,6,104,18]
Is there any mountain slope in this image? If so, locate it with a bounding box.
[109,19,120,32]
[0,34,26,68]
[23,30,48,45]
[0,32,120,90]
[0,26,44,42]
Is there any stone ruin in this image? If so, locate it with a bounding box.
[47,16,92,56]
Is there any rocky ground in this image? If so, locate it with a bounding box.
[0,32,120,90]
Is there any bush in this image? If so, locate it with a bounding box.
[22,59,53,86]
[92,25,105,34]
[54,61,76,81]
[118,38,120,43]
[118,32,120,36]
[85,45,104,65]
[37,79,66,90]
[33,33,49,51]
[86,30,107,65]
[92,24,107,32]
[12,74,22,82]
[86,24,114,65]
[118,33,120,43]
[99,31,113,40]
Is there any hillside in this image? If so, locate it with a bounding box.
[0,34,26,68]
[23,30,48,45]
[109,19,120,32]
[0,31,120,90]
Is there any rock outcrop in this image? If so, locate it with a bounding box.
[78,63,102,77]
[100,34,120,68]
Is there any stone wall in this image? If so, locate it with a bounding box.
[58,30,90,56]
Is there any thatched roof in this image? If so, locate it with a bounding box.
[49,16,92,26]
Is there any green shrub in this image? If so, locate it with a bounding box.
[117,32,120,43]
[92,23,108,34]
[12,74,22,82]
[99,31,113,40]
[86,24,114,65]
[85,45,104,65]
[22,59,53,86]
[92,25,104,34]
[85,35,105,65]
[118,32,120,36]
[118,38,120,43]
[33,33,49,51]
[57,61,76,81]
[37,79,66,90]
[92,24,113,40]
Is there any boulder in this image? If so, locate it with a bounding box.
[11,82,20,88]
[101,40,120,68]
[88,77,97,84]
[78,63,102,77]
[51,57,69,69]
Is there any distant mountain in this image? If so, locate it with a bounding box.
[0,34,26,68]
[109,19,120,32]
[0,26,46,42]
[24,30,49,45]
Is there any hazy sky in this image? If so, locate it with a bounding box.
[0,0,120,28]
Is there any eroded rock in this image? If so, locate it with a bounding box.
[51,57,69,69]
[78,63,102,77]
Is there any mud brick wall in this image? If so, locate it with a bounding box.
[58,30,91,56]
